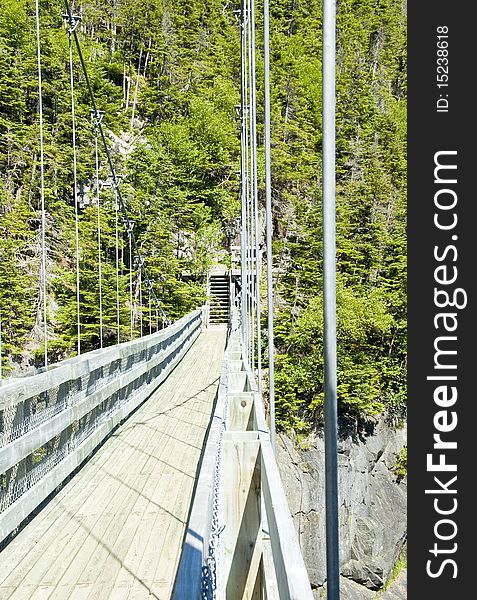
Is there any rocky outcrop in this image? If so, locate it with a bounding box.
[277,416,406,595]
[317,571,407,600]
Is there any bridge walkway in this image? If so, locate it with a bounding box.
[0,326,227,600]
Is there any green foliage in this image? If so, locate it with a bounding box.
[268,0,406,429]
[1,0,406,436]
[275,282,404,428]
[393,446,407,481]
[0,0,239,372]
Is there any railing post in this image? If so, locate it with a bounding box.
[222,433,262,599]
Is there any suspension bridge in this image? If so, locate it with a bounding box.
[0,0,342,597]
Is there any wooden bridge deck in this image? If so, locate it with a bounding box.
[0,326,227,600]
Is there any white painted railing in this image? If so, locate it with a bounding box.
[0,309,204,542]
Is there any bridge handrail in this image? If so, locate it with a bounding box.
[0,309,204,543]
[173,310,313,599]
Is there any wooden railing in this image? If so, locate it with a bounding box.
[173,311,313,599]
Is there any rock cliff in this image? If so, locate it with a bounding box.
[277,416,407,596]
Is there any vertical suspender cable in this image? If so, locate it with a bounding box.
[0,312,2,384]
[247,0,255,372]
[139,265,143,336]
[68,28,81,356]
[148,288,152,335]
[93,122,103,348]
[250,0,262,393]
[263,0,276,451]
[239,5,248,353]
[129,231,134,338]
[245,1,254,369]
[114,193,120,343]
[35,0,48,368]
[243,9,252,366]
[323,0,340,597]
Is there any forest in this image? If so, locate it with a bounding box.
[0,0,406,431]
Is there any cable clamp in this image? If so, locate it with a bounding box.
[124,218,135,234]
[63,13,81,35]
[90,109,105,130]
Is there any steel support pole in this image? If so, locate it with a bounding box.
[263,0,275,451]
[323,0,340,598]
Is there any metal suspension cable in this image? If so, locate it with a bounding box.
[114,196,120,343]
[250,0,262,393]
[0,312,2,384]
[128,226,134,339]
[138,264,143,336]
[35,0,48,368]
[63,0,169,328]
[239,5,248,354]
[263,0,276,451]
[92,113,104,348]
[67,20,81,356]
[247,0,255,372]
[242,7,250,361]
[148,287,152,335]
[244,2,253,368]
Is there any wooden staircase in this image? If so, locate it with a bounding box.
[208,273,230,324]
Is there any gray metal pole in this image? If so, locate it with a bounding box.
[323,0,340,598]
[263,0,275,452]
